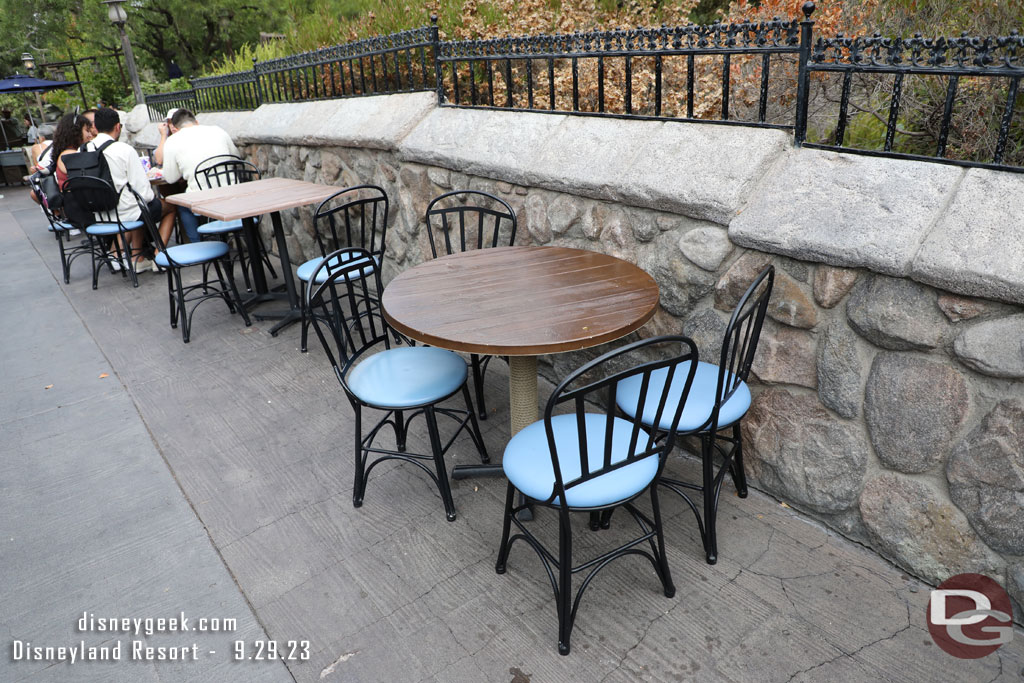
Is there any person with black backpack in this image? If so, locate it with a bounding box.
[73,108,176,273]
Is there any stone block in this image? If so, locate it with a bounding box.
[936,293,1003,322]
[523,192,552,245]
[813,265,859,309]
[751,321,818,389]
[681,307,727,359]
[715,251,771,311]
[952,314,1024,378]
[235,93,436,150]
[678,226,733,272]
[637,232,716,317]
[864,353,970,474]
[817,322,864,419]
[911,169,1024,305]
[947,400,1024,554]
[742,388,868,513]
[729,149,961,276]
[846,274,947,351]
[400,107,789,225]
[859,473,1003,585]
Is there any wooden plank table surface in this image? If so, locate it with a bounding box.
[166,177,340,335]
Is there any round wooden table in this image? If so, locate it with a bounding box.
[382,246,660,452]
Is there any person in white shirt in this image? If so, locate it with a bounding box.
[86,108,175,272]
[159,108,240,243]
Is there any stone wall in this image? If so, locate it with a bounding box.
[125,97,1024,613]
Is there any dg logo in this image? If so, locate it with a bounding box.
[928,573,1014,659]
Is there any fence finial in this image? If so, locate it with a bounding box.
[802,2,816,19]
[431,14,438,25]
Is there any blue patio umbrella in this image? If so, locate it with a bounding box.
[0,74,81,149]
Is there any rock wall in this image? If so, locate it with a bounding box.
[126,96,1024,613]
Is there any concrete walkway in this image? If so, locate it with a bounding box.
[2,184,1023,682]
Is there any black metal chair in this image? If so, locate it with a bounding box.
[194,156,277,291]
[297,185,388,353]
[306,247,489,521]
[424,190,517,420]
[125,185,251,343]
[496,335,699,655]
[615,265,775,564]
[62,176,146,289]
[28,173,90,285]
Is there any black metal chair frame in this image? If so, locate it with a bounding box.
[28,173,91,285]
[306,247,489,521]
[424,190,517,420]
[495,335,699,655]
[193,156,277,292]
[61,176,146,290]
[299,185,389,353]
[128,185,251,343]
[616,266,775,565]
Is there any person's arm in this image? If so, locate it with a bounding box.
[125,146,155,202]
[153,123,169,166]
[160,137,182,184]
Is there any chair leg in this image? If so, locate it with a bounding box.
[352,404,366,508]
[730,423,749,498]
[300,281,309,353]
[470,354,488,420]
[557,508,573,656]
[701,434,718,565]
[588,511,601,531]
[222,256,252,328]
[394,410,406,452]
[57,232,71,284]
[234,232,253,293]
[425,406,457,522]
[651,485,676,598]
[212,259,236,313]
[90,237,100,290]
[166,268,178,329]
[495,482,515,574]
[462,385,490,464]
[172,269,190,343]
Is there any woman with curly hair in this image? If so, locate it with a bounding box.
[49,111,95,188]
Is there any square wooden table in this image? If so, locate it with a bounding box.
[166,177,339,335]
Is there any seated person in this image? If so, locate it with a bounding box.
[85,108,176,271]
[158,108,240,243]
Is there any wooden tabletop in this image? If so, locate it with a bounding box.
[383,246,660,356]
[164,177,339,221]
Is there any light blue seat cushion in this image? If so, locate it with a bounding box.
[503,414,658,508]
[49,220,74,232]
[616,361,751,433]
[297,250,378,284]
[155,240,230,267]
[85,220,143,236]
[346,347,467,409]
[197,218,244,235]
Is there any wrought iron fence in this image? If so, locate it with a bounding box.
[192,70,260,112]
[146,89,197,122]
[255,24,438,104]
[437,13,809,130]
[801,30,1024,171]
[143,4,1024,171]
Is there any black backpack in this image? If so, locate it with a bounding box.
[61,139,116,228]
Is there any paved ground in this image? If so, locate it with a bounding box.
[3,183,1023,682]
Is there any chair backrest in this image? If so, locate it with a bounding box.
[62,176,122,226]
[710,264,775,429]
[424,190,517,259]
[194,157,258,189]
[28,173,64,230]
[541,335,699,507]
[306,247,400,390]
[311,185,389,261]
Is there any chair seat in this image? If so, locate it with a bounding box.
[346,347,467,409]
[503,414,658,508]
[48,220,75,232]
[155,240,230,267]
[297,251,378,283]
[85,220,143,236]
[616,361,751,433]
[197,218,244,235]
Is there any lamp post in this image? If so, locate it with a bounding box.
[20,52,46,126]
[101,0,144,106]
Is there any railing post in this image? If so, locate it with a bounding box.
[793,1,816,146]
[431,14,444,104]
[253,56,263,108]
